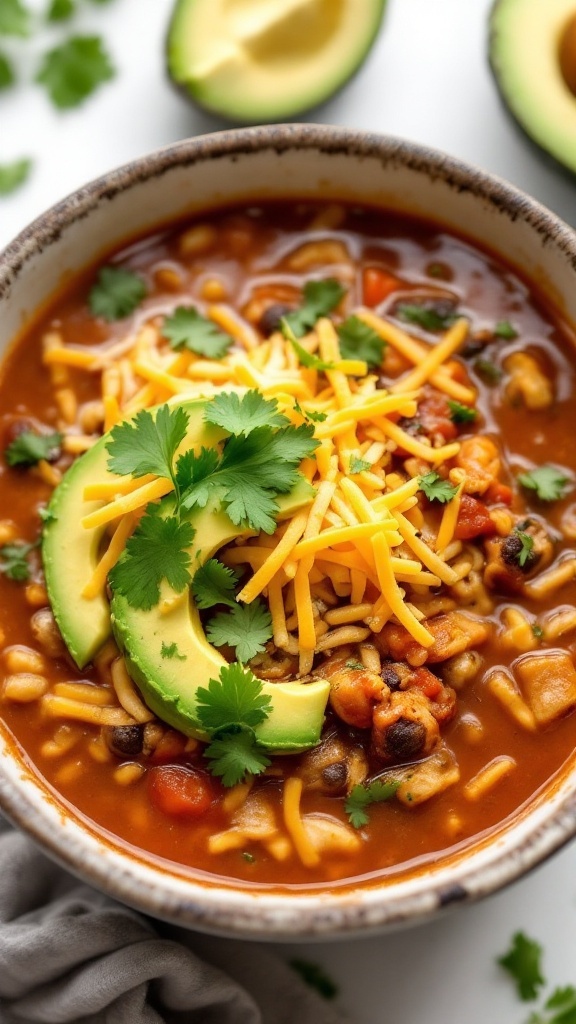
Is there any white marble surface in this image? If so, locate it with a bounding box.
[2,1,576,1021]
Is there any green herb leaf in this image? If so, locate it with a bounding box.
[162,306,232,359]
[419,471,458,504]
[0,51,15,89]
[191,559,240,609]
[518,465,571,503]
[395,302,457,332]
[242,851,256,863]
[474,356,503,385]
[205,389,289,436]
[498,931,545,1001]
[290,960,339,1000]
[281,278,346,338]
[288,335,334,371]
[0,158,32,196]
[293,401,327,423]
[447,399,477,424]
[204,725,270,787]
[160,641,186,661]
[0,0,30,36]
[39,505,57,525]
[46,0,75,20]
[36,34,114,108]
[196,662,271,733]
[5,429,62,467]
[337,314,386,368]
[349,455,371,474]
[532,624,544,640]
[0,541,35,581]
[106,403,188,492]
[494,319,518,340]
[206,600,273,663]
[515,530,535,568]
[345,659,364,670]
[345,779,400,828]
[109,506,194,610]
[89,265,146,321]
[543,986,576,1023]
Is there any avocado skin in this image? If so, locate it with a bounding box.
[488,0,576,180]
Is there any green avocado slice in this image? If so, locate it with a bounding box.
[167,0,387,122]
[489,0,576,176]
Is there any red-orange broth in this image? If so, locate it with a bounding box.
[1,201,576,889]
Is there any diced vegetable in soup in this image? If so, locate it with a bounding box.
[2,201,576,888]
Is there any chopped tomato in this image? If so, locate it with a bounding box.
[417,388,458,442]
[150,729,188,763]
[148,765,215,819]
[455,494,497,540]
[486,480,513,505]
[362,267,400,307]
[408,666,443,699]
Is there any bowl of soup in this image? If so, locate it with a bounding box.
[1,124,576,938]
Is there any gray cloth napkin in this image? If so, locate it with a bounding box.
[0,821,348,1024]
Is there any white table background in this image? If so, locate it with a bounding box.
[2,2,576,1021]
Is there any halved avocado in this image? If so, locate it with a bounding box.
[489,0,576,176]
[167,0,387,123]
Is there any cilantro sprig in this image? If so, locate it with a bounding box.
[349,455,371,475]
[0,158,32,196]
[36,34,114,108]
[0,540,35,581]
[419,471,459,504]
[498,931,545,1002]
[345,779,400,828]
[89,266,147,321]
[205,390,289,436]
[162,306,233,360]
[447,399,477,425]
[337,315,385,368]
[206,601,273,663]
[0,0,30,36]
[515,529,535,568]
[106,403,188,504]
[192,559,240,609]
[395,302,457,332]
[281,278,346,339]
[196,663,272,787]
[518,465,571,503]
[5,428,62,467]
[108,504,194,611]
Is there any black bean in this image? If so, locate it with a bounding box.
[105,725,144,758]
[320,762,348,792]
[258,304,294,336]
[385,718,426,759]
[382,665,402,691]
[501,533,538,572]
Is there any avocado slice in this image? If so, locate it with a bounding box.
[43,395,330,752]
[489,0,576,176]
[167,0,387,123]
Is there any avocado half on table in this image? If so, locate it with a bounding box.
[42,397,330,752]
[489,0,576,176]
[166,0,388,122]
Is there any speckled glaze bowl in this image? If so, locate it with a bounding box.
[1,125,576,940]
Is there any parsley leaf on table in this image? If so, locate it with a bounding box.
[345,779,400,828]
[290,960,339,1001]
[281,278,346,338]
[5,429,62,467]
[447,399,477,424]
[204,725,271,787]
[206,600,273,663]
[162,306,232,360]
[160,641,186,661]
[518,465,571,502]
[0,0,30,36]
[498,931,545,1001]
[419,471,458,504]
[205,390,289,436]
[494,319,518,340]
[47,0,75,21]
[532,986,576,1024]
[89,265,147,320]
[191,558,240,609]
[395,302,457,332]
[108,505,194,610]
[337,314,386,368]
[0,158,32,196]
[0,52,15,89]
[349,455,371,475]
[195,662,271,733]
[106,403,188,495]
[36,34,114,108]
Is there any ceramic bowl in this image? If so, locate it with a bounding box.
[1,124,576,940]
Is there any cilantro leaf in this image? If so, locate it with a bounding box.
[36,35,114,109]
[293,401,327,423]
[106,403,188,491]
[349,455,371,475]
[419,471,458,504]
[0,52,15,89]
[447,399,477,424]
[5,429,62,467]
[0,158,32,196]
[345,779,400,828]
[498,931,545,1001]
[205,389,289,436]
[0,541,35,581]
[0,0,30,36]
[206,600,273,663]
[39,505,57,525]
[515,530,535,568]
[192,559,240,609]
[494,319,518,340]
[345,658,364,670]
[543,986,576,1023]
[203,725,271,787]
[109,506,194,610]
[518,465,571,502]
[282,278,346,338]
[288,336,334,371]
[290,960,338,1000]
[474,356,503,384]
[163,306,232,359]
[195,662,271,732]
[532,624,544,640]
[337,315,386,368]
[89,265,147,320]
[395,302,457,332]
[47,0,75,20]
[160,641,186,661]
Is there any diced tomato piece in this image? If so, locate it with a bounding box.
[362,267,400,307]
[417,388,458,442]
[408,666,443,700]
[148,765,215,819]
[486,480,513,505]
[455,494,497,540]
